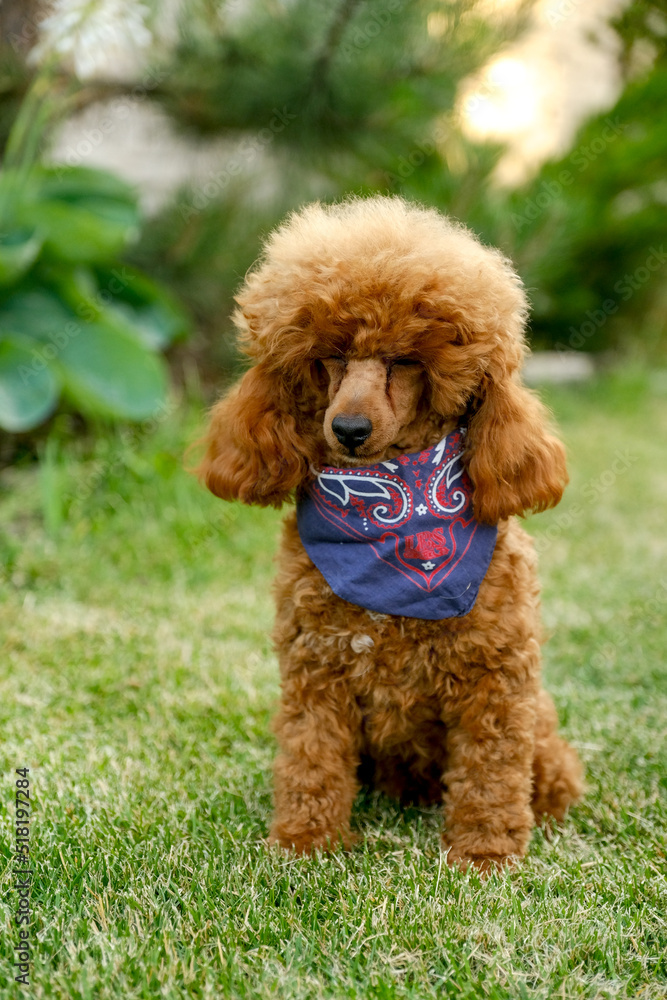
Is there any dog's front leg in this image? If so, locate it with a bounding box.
[268,675,361,854]
[442,676,537,872]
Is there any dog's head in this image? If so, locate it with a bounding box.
[198,196,567,523]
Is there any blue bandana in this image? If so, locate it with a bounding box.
[296,428,497,620]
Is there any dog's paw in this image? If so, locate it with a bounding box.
[444,848,519,875]
[268,826,358,854]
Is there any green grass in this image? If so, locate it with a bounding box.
[1,365,666,999]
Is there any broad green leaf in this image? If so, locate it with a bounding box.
[59,321,169,420]
[0,336,60,431]
[93,265,190,349]
[0,170,41,220]
[25,200,138,263]
[0,228,44,286]
[52,265,187,351]
[36,165,137,208]
[0,286,81,343]
[0,164,188,428]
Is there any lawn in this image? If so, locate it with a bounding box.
[0,365,666,999]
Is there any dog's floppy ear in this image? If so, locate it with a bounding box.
[197,363,310,507]
[465,372,568,524]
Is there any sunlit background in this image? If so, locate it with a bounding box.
[458,0,630,181]
[0,0,665,436]
[29,0,637,198]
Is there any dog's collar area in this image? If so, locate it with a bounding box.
[297,427,496,621]
[311,427,468,478]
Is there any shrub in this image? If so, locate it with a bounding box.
[0,164,189,433]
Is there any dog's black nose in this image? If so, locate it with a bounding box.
[331,414,373,452]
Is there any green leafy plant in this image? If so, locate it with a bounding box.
[0,33,190,437]
[0,162,189,433]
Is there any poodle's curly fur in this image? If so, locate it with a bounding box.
[198,195,583,871]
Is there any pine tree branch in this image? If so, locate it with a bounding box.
[310,0,364,93]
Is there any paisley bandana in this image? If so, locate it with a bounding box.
[296,428,497,620]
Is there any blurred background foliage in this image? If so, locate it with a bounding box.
[0,161,188,433]
[138,0,667,371]
[0,0,665,444]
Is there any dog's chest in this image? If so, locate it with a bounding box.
[340,621,461,748]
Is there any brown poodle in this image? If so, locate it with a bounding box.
[198,195,583,871]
